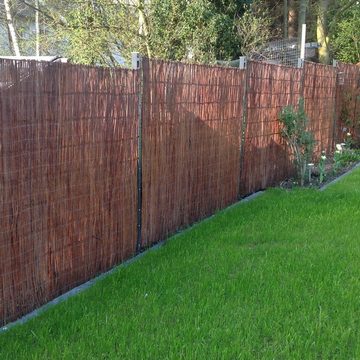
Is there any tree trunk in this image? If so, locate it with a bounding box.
[298,0,308,37]
[35,0,40,56]
[317,0,330,64]
[288,0,297,38]
[137,0,151,58]
[4,0,20,56]
[284,0,288,38]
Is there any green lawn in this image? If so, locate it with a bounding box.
[2,169,360,359]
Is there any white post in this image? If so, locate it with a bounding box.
[300,23,306,60]
[131,52,141,70]
[239,56,247,70]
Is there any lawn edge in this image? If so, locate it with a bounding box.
[320,161,360,191]
[0,191,265,334]
[5,160,360,334]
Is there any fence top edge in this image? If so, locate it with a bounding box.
[144,57,338,72]
[0,58,138,74]
[143,56,246,72]
[0,56,357,74]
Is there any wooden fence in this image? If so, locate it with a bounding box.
[240,61,302,195]
[0,57,359,326]
[336,63,360,146]
[141,59,244,246]
[0,60,138,325]
[303,62,337,156]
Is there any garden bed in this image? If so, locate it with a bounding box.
[280,146,360,190]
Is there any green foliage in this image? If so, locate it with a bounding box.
[334,148,360,172]
[54,0,137,66]
[339,94,360,148]
[333,5,360,63]
[45,0,255,65]
[211,0,251,15]
[331,4,360,64]
[148,0,241,63]
[235,2,271,56]
[62,1,112,65]
[4,0,360,66]
[1,0,277,65]
[279,99,315,186]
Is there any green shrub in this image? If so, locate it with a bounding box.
[334,148,360,172]
[279,99,315,186]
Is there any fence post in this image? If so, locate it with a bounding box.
[238,56,249,198]
[298,57,305,100]
[332,59,339,149]
[132,52,144,254]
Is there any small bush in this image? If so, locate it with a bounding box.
[279,99,315,186]
[334,148,360,172]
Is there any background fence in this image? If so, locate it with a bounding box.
[303,62,337,156]
[240,61,302,195]
[0,57,359,326]
[336,63,360,146]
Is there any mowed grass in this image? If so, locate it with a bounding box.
[2,169,360,359]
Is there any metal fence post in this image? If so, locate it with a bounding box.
[298,58,305,103]
[132,52,144,254]
[332,59,339,149]
[238,57,249,198]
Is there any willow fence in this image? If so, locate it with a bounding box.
[0,57,359,326]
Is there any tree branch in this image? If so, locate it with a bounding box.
[18,0,67,26]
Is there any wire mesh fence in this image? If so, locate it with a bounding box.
[0,57,359,326]
[249,38,302,67]
[248,38,320,68]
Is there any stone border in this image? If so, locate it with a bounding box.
[320,162,360,191]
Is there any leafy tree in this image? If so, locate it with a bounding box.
[3,0,20,55]
[276,0,359,64]
[331,3,360,63]
[52,0,140,66]
[148,0,239,62]
[314,0,359,64]
[298,0,308,37]
[236,3,271,56]
[0,0,279,65]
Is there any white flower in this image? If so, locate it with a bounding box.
[336,144,343,151]
[347,132,352,137]
[321,155,326,160]
[335,150,341,154]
